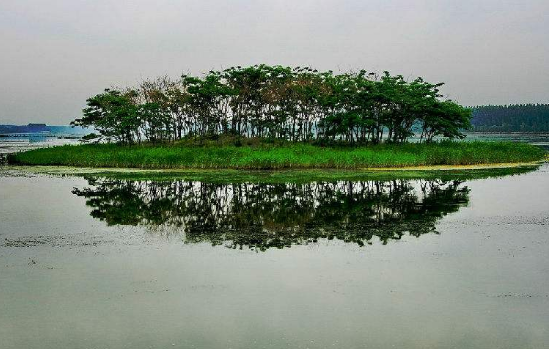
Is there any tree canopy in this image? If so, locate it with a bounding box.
[73,65,471,144]
[471,104,549,132]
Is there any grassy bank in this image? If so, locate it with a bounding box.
[8,141,546,170]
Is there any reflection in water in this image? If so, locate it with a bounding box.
[73,179,470,250]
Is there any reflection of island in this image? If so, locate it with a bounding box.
[73,179,469,251]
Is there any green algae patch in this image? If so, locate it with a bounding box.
[3,163,541,184]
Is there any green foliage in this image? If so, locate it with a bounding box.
[74,65,472,144]
[471,104,549,132]
[80,133,100,143]
[9,141,545,170]
[72,89,140,144]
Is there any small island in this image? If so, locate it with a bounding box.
[8,65,546,170]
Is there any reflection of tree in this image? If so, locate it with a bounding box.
[73,178,469,251]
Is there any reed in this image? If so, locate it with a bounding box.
[8,141,546,170]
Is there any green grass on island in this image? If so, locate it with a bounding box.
[8,140,546,170]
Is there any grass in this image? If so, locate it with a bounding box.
[7,141,546,170]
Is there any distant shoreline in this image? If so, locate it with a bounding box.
[464,131,549,134]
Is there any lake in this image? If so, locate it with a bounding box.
[0,136,79,155]
[1,135,548,349]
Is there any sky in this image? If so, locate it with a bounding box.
[1,0,548,125]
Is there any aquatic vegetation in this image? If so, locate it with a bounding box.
[9,141,546,170]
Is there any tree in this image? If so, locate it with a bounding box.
[73,89,140,144]
[73,65,472,145]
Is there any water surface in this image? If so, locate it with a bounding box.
[0,136,78,155]
[1,164,548,349]
[1,134,548,348]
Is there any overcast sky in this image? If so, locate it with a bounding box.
[1,0,548,125]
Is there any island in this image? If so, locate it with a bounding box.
[8,65,546,170]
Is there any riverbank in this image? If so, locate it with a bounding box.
[7,141,546,170]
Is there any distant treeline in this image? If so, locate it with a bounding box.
[73,65,471,144]
[471,104,549,132]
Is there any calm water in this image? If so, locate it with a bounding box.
[1,135,548,349]
[463,132,549,150]
[0,136,78,155]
